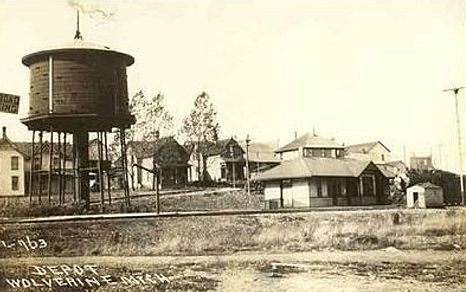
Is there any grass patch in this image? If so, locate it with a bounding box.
[0,190,263,218]
[0,208,464,258]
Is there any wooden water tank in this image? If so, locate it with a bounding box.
[21,39,135,132]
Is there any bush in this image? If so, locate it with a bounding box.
[0,197,91,218]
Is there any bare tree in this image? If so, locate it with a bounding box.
[181,92,220,181]
[110,90,145,159]
[112,90,174,149]
[111,90,174,188]
[139,92,174,141]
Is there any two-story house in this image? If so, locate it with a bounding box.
[238,141,280,178]
[345,141,391,164]
[127,136,190,190]
[1,129,117,199]
[0,127,28,196]
[29,140,74,195]
[187,138,245,184]
[410,155,434,172]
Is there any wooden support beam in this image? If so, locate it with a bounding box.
[47,129,53,204]
[38,131,43,204]
[104,131,112,205]
[72,134,76,202]
[58,132,62,205]
[29,130,35,205]
[119,128,130,207]
[97,132,104,211]
[63,133,67,201]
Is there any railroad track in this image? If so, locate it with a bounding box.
[0,205,398,225]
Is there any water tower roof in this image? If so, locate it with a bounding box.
[22,38,134,66]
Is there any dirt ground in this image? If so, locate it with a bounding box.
[0,250,464,291]
[1,207,464,291]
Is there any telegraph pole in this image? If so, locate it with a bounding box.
[436,144,443,169]
[245,135,251,195]
[444,87,466,205]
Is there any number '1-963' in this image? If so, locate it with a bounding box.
[1,236,47,251]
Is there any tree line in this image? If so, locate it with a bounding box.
[111,90,221,181]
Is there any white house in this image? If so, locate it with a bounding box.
[406,182,444,208]
[0,127,27,196]
[345,141,391,164]
[187,138,245,184]
[255,157,391,208]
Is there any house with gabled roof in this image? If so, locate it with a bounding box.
[127,136,190,190]
[186,138,245,184]
[345,141,391,164]
[7,132,76,196]
[238,140,280,178]
[255,157,391,208]
[0,127,28,196]
[29,139,74,195]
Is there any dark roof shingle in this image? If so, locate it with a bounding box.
[238,141,280,163]
[128,137,174,159]
[254,157,370,181]
[346,141,390,153]
[276,133,343,153]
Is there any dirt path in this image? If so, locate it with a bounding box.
[1,249,464,291]
[1,249,464,266]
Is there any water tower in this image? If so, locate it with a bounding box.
[21,13,134,207]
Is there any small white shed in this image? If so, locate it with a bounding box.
[406,182,444,208]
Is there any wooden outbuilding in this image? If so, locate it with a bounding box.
[406,182,444,208]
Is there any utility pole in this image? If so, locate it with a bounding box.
[436,144,443,169]
[444,86,466,205]
[403,144,407,166]
[245,134,251,195]
[155,130,160,214]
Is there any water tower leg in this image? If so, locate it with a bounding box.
[74,131,90,207]
[72,139,76,202]
[38,131,43,204]
[104,132,112,205]
[63,133,67,202]
[29,130,35,206]
[58,132,62,205]
[47,129,54,204]
[97,131,104,211]
[119,128,130,206]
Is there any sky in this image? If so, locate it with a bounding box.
[0,0,465,171]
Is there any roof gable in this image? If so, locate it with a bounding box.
[254,157,371,181]
[409,182,441,189]
[238,141,280,163]
[128,137,174,158]
[276,133,343,153]
[0,137,30,158]
[375,164,396,178]
[346,141,391,153]
[37,142,73,159]
[128,137,189,161]
[187,138,244,157]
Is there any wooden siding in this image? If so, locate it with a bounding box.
[0,148,25,196]
[27,53,129,120]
